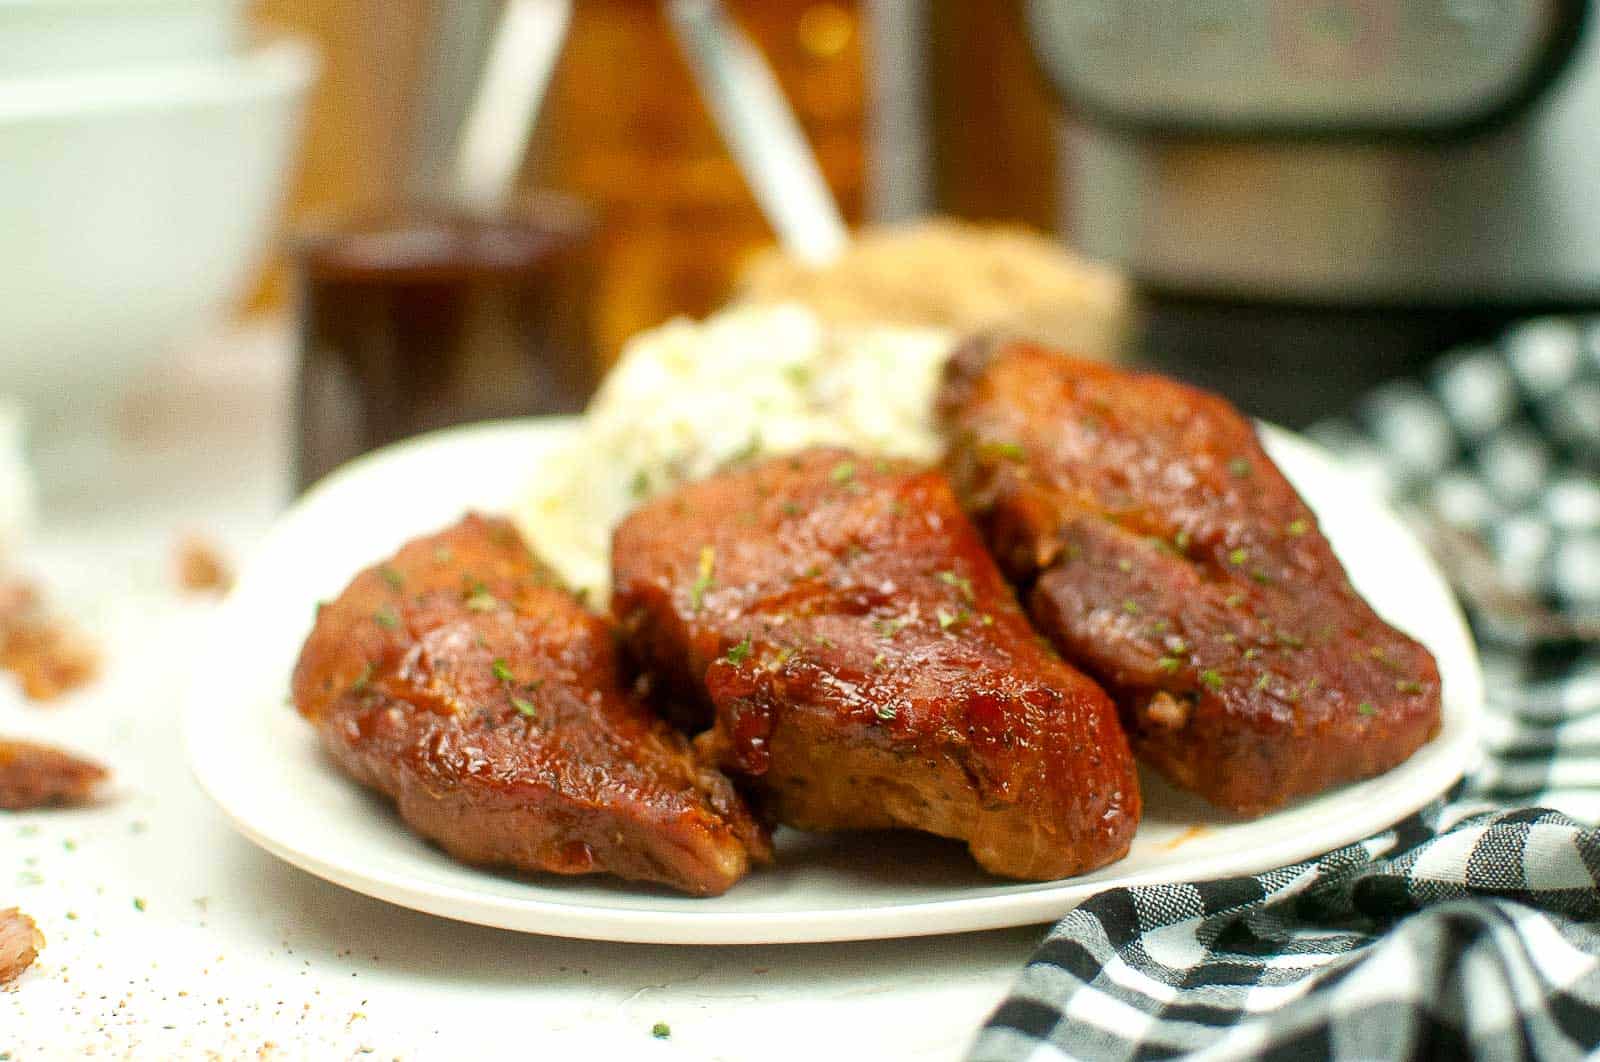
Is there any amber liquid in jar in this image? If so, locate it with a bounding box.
[524,0,866,363]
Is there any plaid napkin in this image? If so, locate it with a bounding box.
[970,318,1600,1062]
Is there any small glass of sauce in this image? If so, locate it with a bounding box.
[294,195,597,490]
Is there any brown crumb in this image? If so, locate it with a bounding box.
[0,738,109,810]
[175,533,234,595]
[0,907,44,985]
[0,617,99,701]
[0,578,99,701]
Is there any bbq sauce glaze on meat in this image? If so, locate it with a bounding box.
[939,337,1442,816]
[291,514,770,896]
[611,449,1139,881]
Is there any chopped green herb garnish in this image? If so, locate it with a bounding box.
[872,653,887,669]
[1228,548,1248,566]
[781,501,802,516]
[726,638,752,665]
[1277,631,1305,649]
[433,546,453,565]
[813,634,835,648]
[729,434,762,464]
[629,468,651,499]
[492,658,514,683]
[1117,558,1133,573]
[1228,457,1252,477]
[379,566,404,590]
[1395,679,1423,694]
[1243,647,1261,660]
[315,600,329,617]
[874,704,898,722]
[512,697,537,718]
[1287,518,1309,537]
[1122,599,1141,614]
[465,590,499,612]
[1200,669,1225,691]
[690,546,716,611]
[1173,530,1192,553]
[1254,673,1271,691]
[651,1022,671,1040]
[1358,701,1377,716]
[784,363,812,388]
[937,570,975,601]
[873,616,908,639]
[830,460,857,484]
[889,500,908,516]
[1225,593,1245,608]
[981,440,1028,462]
[351,661,373,691]
[1157,656,1183,674]
[373,607,400,630]
[1251,569,1274,585]
[133,897,146,912]
[936,608,960,631]
[1168,638,1188,655]
[802,563,822,579]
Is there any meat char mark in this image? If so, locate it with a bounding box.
[611,449,1139,881]
[291,514,770,897]
[939,336,1443,816]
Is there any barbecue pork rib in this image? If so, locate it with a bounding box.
[611,449,1139,881]
[939,337,1442,816]
[292,514,770,896]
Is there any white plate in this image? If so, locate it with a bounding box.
[185,418,1483,945]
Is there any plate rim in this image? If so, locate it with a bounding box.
[185,417,1484,945]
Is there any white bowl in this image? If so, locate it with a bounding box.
[0,0,244,76]
[0,38,316,433]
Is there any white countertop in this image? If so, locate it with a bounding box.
[1,328,1038,1060]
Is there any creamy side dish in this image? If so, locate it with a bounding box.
[514,304,953,596]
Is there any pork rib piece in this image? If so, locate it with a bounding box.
[939,337,1442,815]
[611,450,1139,881]
[292,514,770,896]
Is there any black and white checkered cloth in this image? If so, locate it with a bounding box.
[971,319,1600,1062]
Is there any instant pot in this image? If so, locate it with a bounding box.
[1026,0,1598,424]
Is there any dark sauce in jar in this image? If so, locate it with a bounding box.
[294,197,597,490]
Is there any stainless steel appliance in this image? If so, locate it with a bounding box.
[1026,0,1598,423]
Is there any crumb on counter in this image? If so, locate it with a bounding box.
[0,737,110,810]
[0,907,43,985]
[174,532,235,595]
[0,577,99,701]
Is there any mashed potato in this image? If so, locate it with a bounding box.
[514,304,954,596]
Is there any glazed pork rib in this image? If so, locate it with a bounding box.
[611,449,1139,881]
[939,337,1442,816]
[292,514,770,896]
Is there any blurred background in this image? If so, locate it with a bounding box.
[250,1,1058,346]
[258,0,1600,411]
[2,1,1597,629]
